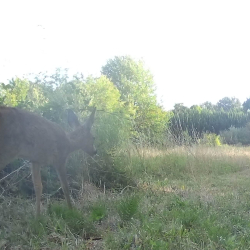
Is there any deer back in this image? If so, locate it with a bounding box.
[0,106,96,167]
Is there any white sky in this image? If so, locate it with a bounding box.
[0,0,250,110]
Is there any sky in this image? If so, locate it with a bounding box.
[0,0,250,110]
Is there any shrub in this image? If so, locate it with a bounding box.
[220,123,250,145]
[200,133,222,146]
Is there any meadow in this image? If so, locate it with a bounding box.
[1,145,250,249]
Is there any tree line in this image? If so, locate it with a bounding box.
[1,55,250,146]
[170,100,250,140]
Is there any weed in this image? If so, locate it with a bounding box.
[48,203,96,237]
[2,145,250,249]
[90,203,107,222]
[117,194,140,222]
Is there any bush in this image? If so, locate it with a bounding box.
[220,123,250,145]
[200,133,222,146]
[165,129,196,146]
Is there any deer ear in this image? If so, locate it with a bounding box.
[67,109,81,129]
[85,107,96,130]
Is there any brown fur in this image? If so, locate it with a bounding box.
[0,106,96,215]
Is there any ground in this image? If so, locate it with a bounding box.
[1,145,250,249]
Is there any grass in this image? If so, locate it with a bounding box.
[1,145,250,249]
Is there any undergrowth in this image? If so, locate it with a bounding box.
[1,145,250,249]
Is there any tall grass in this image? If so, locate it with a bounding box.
[1,145,250,249]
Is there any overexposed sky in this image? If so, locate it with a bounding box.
[0,0,250,110]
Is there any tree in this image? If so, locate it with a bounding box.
[216,97,242,112]
[0,83,5,104]
[200,101,215,111]
[173,103,188,113]
[170,106,250,138]
[102,56,169,142]
[243,98,250,113]
[83,75,122,112]
[190,105,202,113]
[1,77,47,111]
[102,56,155,103]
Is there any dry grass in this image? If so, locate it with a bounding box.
[138,144,250,158]
[2,145,250,249]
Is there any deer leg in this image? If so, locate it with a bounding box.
[56,164,72,209]
[31,163,42,216]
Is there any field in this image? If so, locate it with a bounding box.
[1,145,250,249]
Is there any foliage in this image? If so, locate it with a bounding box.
[2,56,250,248]
[0,78,47,112]
[170,106,250,139]
[102,56,169,142]
[220,123,250,145]
[117,194,140,222]
[102,56,155,102]
[90,203,107,222]
[216,97,241,112]
[85,75,122,111]
[200,101,215,110]
[200,133,222,146]
[170,97,250,145]
[0,67,139,196]
[2,146,250,248]
[0,84,5,105]
[48,203,96,236]
[243,98,250,113]
[174,103,189,112]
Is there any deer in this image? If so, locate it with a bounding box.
[0,106,97,216]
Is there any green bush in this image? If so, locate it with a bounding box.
[201,133,222,146]
[220,123,250,145]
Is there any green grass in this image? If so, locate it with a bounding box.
[1,145,250,249]
[117,194,140,223]
[90,202,107,222]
